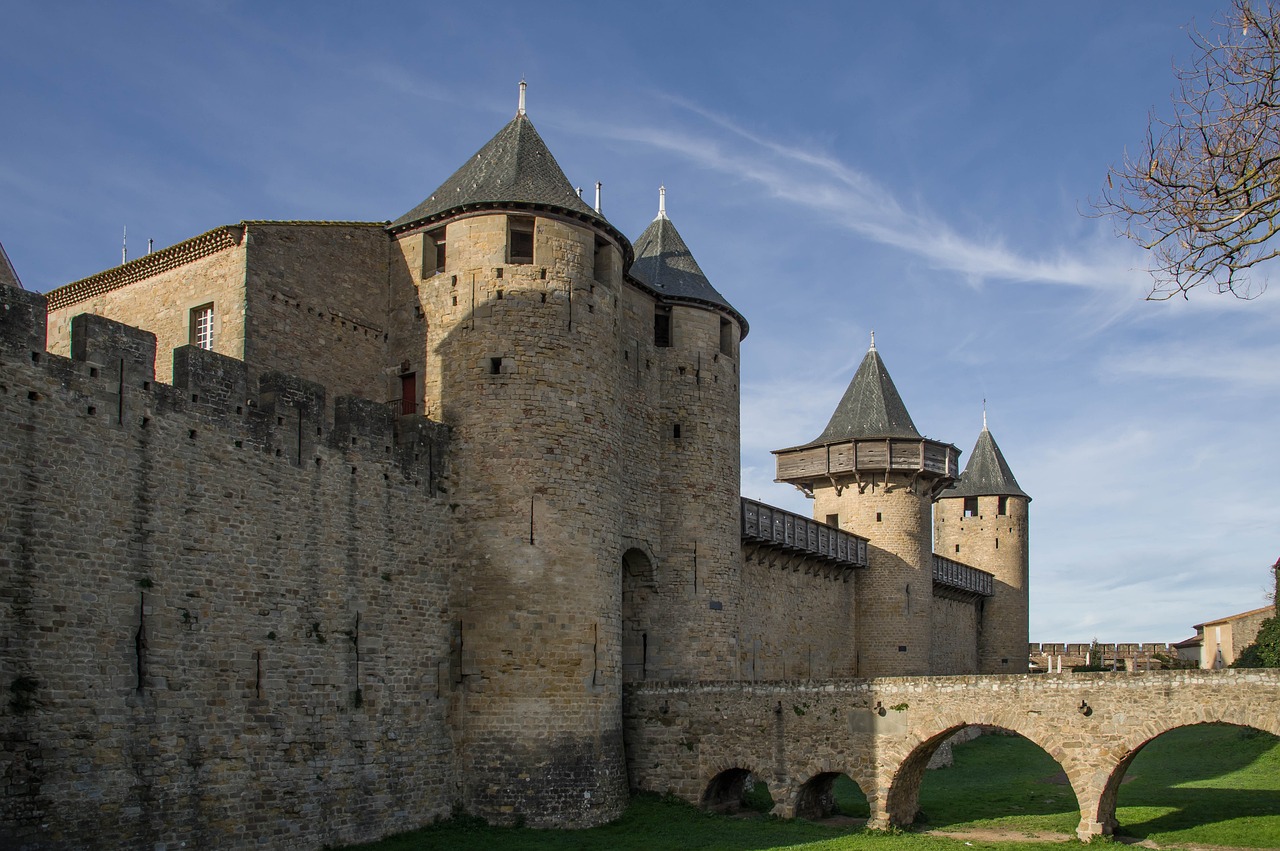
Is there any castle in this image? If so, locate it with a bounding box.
[0,86,1029,848]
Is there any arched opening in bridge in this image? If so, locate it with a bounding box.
[1105,722,1280,847]
[621,547,655,682]
[701,768,775,815]
[795,771,869,821]
[892,725,1077,835]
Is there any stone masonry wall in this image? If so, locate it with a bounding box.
[0,293,456,850]
[929,595,978,675]
[737,551,857,681]
[815,481,933,676]
[243,223,390,402]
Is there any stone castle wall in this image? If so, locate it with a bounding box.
[0,289,455,850]
[243,223,391,402]
[816,481,933,677]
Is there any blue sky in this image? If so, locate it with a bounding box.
[3,1,1276,642]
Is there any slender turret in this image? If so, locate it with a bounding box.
[630,190,746,681]
[774,337,959,676]
[934,414,1030,673]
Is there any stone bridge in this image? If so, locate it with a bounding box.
[623,669,1280,839]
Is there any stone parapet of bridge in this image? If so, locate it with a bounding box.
[623,669,1280,840]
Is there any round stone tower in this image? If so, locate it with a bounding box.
[934,416,1030,674]
[773,337,959,677]
[629,188,747,681]
[385,87,634,827]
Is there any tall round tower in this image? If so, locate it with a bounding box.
[629,188,747,681]
[773,337,959,677]
[385,86,634,827]
[934,416,1030,674]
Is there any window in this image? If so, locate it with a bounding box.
[997,495,1008,515]
[654,307,672,348]
[426,227,446,275]
[190,303,214,350]
[594,237,612,283]
[719,317,733,356]
[508,217,534,264]
[963,496,978,517]
[825,514,839,527]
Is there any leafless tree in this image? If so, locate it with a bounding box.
[1098,0,1280,300]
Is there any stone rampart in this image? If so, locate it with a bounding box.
[0,292,455,850]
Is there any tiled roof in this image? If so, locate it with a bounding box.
[806,343,920,444]
[0,240,23,290]
[630,213,747,336]
[390,113,606,233]
[944,427,1029,499]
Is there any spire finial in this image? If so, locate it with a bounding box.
[658,185,667,219]
[982,399,988,430]
[517,79,527,116]
[869,330,876,352]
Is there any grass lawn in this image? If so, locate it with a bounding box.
[1113,723,1280,848]
[342,722,1280,850]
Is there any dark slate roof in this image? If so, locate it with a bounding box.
[0,241,23,290]
[390,113,605,232]
[630,213,747,335]
[944,427,1030,499]
[807,344,920,444]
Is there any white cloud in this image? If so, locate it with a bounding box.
[581,97,1152,295]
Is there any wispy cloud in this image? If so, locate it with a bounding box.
[580,96,1150,294]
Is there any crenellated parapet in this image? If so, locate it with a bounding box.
[0,299,449,489]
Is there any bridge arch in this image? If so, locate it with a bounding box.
[882,719,1085,831]
[794,770,869,820]
[1095,718,1280,837]
[701,765,775,814]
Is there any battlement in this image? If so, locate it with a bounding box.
[0,289,448,490]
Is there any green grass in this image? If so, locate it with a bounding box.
[342,796,1060,851]
[914,732,1080,836]
[1114,723,1280,848]
[342,723,1280,850]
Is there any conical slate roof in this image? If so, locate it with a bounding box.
[631,210,746,334]
[944,426,1029,499]
[807,341,919,445]
[0,241,23,290]
[390,112,605,232]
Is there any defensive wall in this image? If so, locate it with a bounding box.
[623,668,1280,840]
[1029,642,1188,670]
[0,287,455,850]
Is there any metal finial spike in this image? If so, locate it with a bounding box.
[983,399,988,430]
[517,79,527,116]
[594,181,602,214]
[869,330,876,351]
[658,185,667,219]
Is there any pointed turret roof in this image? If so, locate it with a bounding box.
[0,241,24,290]
[945,425,1029,499]
[806,337,920,445]
[630,188,747,335]
[389,109,606,233]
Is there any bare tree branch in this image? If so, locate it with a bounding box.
[1096,0,1280,299]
